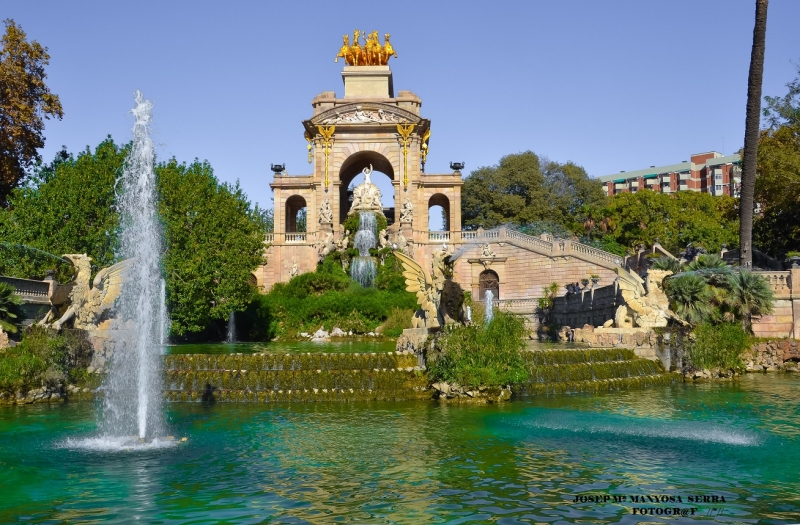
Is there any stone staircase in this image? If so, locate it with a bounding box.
[162,352,429,402]
[513,348,679,396]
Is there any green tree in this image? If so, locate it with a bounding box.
[739,0,769,268]
[666,274,715,326]
[0,282,23,333]
[541,159,606,230]
[753,104,800,257]
[725,269,774,333]
[157,159,269,336]
[763,63,800,128]
[0,19,63,205]
[586,190,738,255]
[0,138,124,270]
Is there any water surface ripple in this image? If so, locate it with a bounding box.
[1,374,799,523]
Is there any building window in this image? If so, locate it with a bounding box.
[715,174,722,181]
[715,185,722,191]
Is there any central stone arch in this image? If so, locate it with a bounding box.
[338,150,395,224]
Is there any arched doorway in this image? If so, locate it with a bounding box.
[428,194,450,231]
[479,270,499,300]
[339,151,395,224]
[285,195,307,232]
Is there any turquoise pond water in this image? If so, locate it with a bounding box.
[2,373,800,523]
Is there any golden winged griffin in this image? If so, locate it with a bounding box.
[40,254,132,331]
[394,245,466,329]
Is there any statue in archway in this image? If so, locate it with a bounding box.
[318,199,333,224]
[348,164,383,214]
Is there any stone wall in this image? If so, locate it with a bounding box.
[551,282,621,328]
[750,269,798,339]
[745,339,800,372]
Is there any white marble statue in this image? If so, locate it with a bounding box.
[348,165,383,214]
[481,243,496,258]
[400,198,413,223]
[318,199,333,224]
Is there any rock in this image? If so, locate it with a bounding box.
[330,327,346,337]
[0,327,8,350]
[602,319,614,328]
[299,332,310,338]
[87,365,96,374]
[367,332,375,337]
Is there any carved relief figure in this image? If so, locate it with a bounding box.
[337,230,351,252]
[318,199,333,224]
[378,229,390,249]
[48,254,132,331]
[289,259,299,278]
[315,232,336,261]
[481,243,496,258]
[399,198,413,223]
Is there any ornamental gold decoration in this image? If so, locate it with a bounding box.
[335,30,397,66]
[317,125,336,190]
[397,124,415,190]
[421,128,431,172]
[304,131,314,164]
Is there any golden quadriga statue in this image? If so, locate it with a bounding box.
[335,30,397,66]
[42,254,132,331]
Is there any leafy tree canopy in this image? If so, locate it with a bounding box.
[461,151,604,231]
[584,189,739,255]
[0,19,63,204]
[0,138,270,337]
[157,159,269,335]
[753,65,800,257]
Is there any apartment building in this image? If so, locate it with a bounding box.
[597,151,741,197]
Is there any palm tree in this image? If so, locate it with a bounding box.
[739,0,769,268]
[0,282,24,334]
[667,274,715,326]
[686,254,728,271]
[651,256,682,274]
[725,269,774,333]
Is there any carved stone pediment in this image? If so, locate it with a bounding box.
[309,103,421,127]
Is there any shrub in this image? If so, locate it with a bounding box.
[687,322,750,371]
[428,310,528,388]
[0,326,92,394]
[380,307,414,337]
[0,282,24,334]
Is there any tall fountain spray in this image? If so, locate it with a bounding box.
[484,290,494,325]
[350,212,377,287]
[100,91,166,441]
[226,311,237,343]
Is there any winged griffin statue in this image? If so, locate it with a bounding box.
[394,246,466,329]
[613,267,683,328]
[40,254,132,331]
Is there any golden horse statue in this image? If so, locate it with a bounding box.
[381,33,397,65]
[335,34,355,65]
[336,30,397,66]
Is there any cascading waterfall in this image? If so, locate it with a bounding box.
[484,290,494,325]
[226,311,236,343]
[350,212,377,287]
[100,91,166,442]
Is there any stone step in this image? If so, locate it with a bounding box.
[527,359,665,383]
[513,373,681,396]
[522,348,637,365]
[164,352,418,372]
[164,367,429,401]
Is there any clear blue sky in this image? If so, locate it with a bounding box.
[5,1,800,211]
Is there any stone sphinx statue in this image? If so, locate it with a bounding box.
[348,165,383,214]
[43,254,132,331]
[614,267,680,329]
